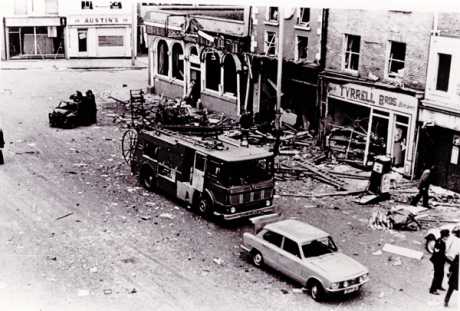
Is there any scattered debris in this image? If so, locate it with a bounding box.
[382,243,423,260]
[281,289,289,294]
[292,288,305,294]
[159,213,175,220]
[56,212,74,221]
[372,250,383,256]
[46,256,57,261]
[213,258,224,265]
[140,215,152,221]
[128,288,137,294]
[103,289,112,295]
[121,257,136,264]
[90,267,98,273]
[77,289,90,297]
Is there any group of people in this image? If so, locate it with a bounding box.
[429,227,459,307]
[70,90,97,125]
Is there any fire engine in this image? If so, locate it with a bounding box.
[130,128,275,220]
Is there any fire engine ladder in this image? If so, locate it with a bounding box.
[129,89,146,128]
[155,127,222,150]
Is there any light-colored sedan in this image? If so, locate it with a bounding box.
[241,219,369,301]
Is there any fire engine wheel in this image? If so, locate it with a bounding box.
[140,168,156,191]
[198,196,212,216]
[122,129,138,165]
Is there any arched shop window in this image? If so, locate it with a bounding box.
[172,43,184,80]
[205,51,221,91]
[223,55,237,96]
[157,40,169,76]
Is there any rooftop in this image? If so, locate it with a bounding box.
[265,219,330,243]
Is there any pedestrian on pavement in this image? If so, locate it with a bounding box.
[411,165,435,208]
[0,128,4,165]
[430,229,450,295]
[444,254,458,307]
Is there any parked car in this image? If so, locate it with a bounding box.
[241,219,369,301]
[424,223,460,253]
[49,100,81,128]
[49,90,97,129]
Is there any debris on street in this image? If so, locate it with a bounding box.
[56,212,74,221]
[77,289,90,297]
[382,244,424,260]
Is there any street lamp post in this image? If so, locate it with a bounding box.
[274,7,285,156]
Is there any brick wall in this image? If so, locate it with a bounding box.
[326,9,433,90]
[252,6,322,63]
[437,13,460,37]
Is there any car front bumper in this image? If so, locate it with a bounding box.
[213,205,275,221]
[326,279,369,294]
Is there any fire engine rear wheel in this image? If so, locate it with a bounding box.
[140,168,156,191]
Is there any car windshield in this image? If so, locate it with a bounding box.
[220,157,273,186]
[302,237,338,258]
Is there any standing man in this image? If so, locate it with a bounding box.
[444,254,458,307]
[0,128,4,165]
[430,229,450,295]
[411,165,436,208]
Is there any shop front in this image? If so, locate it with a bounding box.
[66,15,132,58]
[4,16,66,59]
[322,77,420,176]
[417,103,460,191]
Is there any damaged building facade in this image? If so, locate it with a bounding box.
[250,6,323,130]
[319,10,432,177]
[418,13,460,191]
[144,6,251,116]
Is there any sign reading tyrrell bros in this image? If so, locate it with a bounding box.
[68,15,131,25]
[328,82,417,114]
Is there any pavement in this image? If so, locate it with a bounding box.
[0,56,149,70]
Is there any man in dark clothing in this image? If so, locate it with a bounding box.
[444,254,458,307]
[0,128,4,165]
[411,165,435,208]
[430,229,450,295]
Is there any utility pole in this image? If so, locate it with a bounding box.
[131,0,137,66]
[274,7,285,156]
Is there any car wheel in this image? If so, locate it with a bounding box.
[425,237,436,254]
[310,281,324,302]
[251,250,263,267]
[141,168,155,191]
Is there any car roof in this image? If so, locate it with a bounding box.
[265,219,330,243]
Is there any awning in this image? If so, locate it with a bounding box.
[5,16,63,27]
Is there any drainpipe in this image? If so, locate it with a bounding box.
[274,7,285,156]
[319,8,329,70]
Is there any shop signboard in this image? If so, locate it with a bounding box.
[67,15,131,26]
[328,82,417,115]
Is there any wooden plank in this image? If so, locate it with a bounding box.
[382,243,424,260]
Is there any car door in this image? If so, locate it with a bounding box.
[278,237,304,283]
[258,230,283,269]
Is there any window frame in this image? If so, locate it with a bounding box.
[204,51,221,93]
[262,230,283,248]
[157,39,169,77]
[171,42,184,81]
[343,34,361,73]
[264,31,277,56]
[386,41,406,79]
[435,52,452,92]
[282,237,301,258]
[297,8,311,27]
[266,7,279,23]
[295,35,308,61]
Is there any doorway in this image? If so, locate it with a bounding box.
[78,28,88,53]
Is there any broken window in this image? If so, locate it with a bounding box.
[264,31,277,56]
[205,51,220,91]
[388,41,406,78]
[81,1,93,9]
[436,53,451,92]
[223,55,237,96]
[267,7,279,22]
[344,34,360,71]
[157,40,169,76]
[298,8,310,25]
[172,43,184,81]
[296,36,308,60]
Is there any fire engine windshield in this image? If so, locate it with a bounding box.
[221,157,273,186]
